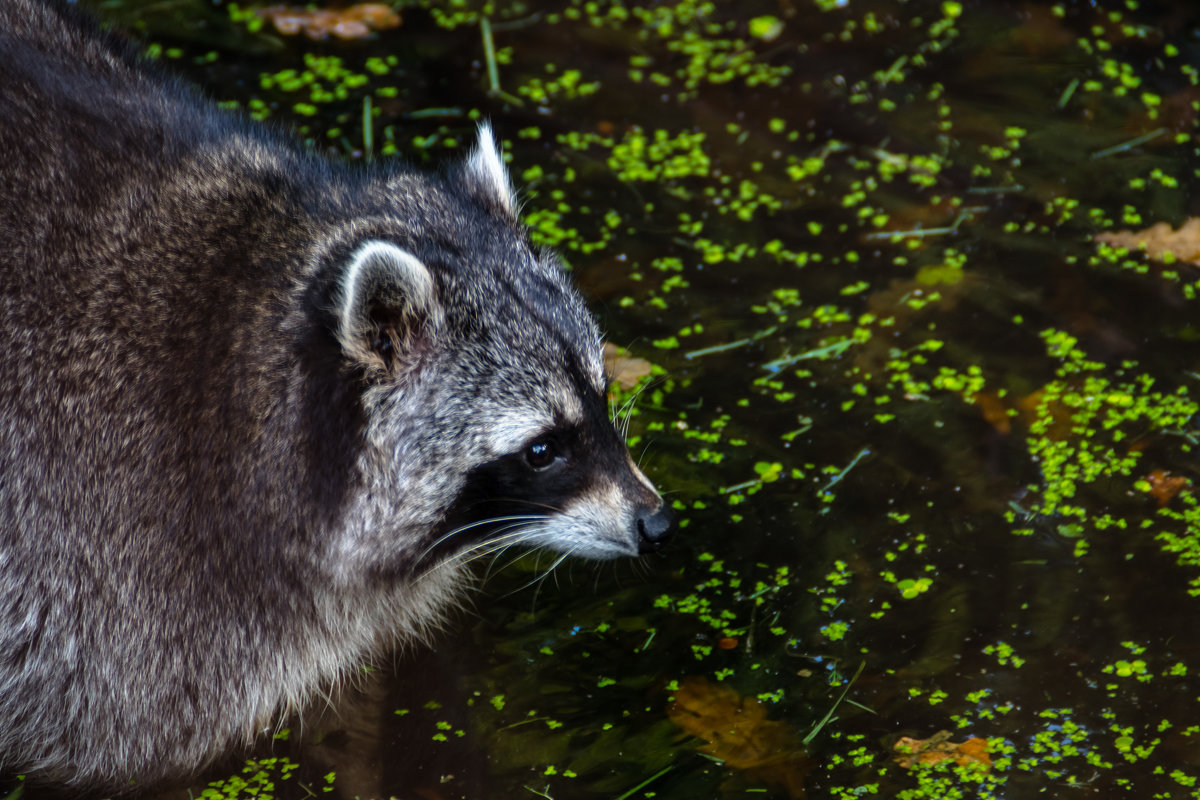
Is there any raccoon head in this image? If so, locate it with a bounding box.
[328,126,673,578]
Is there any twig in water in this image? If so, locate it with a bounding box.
[1057,78,1079,109]
[480,17,524,106]
[865,206,986,241]
[1091,127,1165,159]
[684,326,777,360]
[761,337,856,373]
[819,448,871,494]
[802,661,869,745]
[614,765,673,800]
[361,95,373,161]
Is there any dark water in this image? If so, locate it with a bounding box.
[13,0,1200,798]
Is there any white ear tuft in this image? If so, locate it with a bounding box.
[464,123,516,216]
[336,240,440,370]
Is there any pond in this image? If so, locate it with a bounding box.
[12,0,1200,798]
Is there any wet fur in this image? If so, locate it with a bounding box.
[0,0,667,791]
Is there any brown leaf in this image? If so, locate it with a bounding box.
[1015,388,1075,439]
[894,731,992,771]
[668,676,810,798]
[1094,218,1200,266]
[603,342,654,390]
[972,390,1012,435]
[1147,469,1190,506]
[257,3,401,40]
[1008,4,1076,56]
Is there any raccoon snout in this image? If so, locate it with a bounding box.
[635,504,675,554]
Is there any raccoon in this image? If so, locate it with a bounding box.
[0,0,672,791]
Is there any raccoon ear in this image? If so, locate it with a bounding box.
[461,123,516,218]
[335,240,441,373]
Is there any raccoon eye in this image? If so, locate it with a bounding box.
[524,439,558,470]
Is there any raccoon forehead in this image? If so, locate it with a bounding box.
[446,272,607,394]
[520,263,608,393]
[549,293,606,392]
[523,308,606,394]
[481,393,584,456]
[580,341,606,393]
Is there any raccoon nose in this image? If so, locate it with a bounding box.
[636,505,675,554]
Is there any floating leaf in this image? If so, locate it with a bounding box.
[748,16,785,42]
[667,677,810,798]
[894,731,992,770]
[603,342,654,390]
[972,390,1012,434]
[1094,218,1200,266]
[1146,469,1189,506]
[257,3,401,40]
[753,461,783,483]
[896,577,932,599]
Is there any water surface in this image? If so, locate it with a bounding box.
[26,1,1200,797]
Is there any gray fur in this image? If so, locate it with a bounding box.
[0,0,671,791]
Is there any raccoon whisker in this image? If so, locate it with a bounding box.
[489,542,542,579]
[431,514,545,549]
[486,526,578,580]
[619,378,648,416]
[610,384,630,427]
[433,538,528,576]
[614,385,641,434]
[481,544,525,584]
[528,566,548,608]
[636,439,654,469]
[414,514,546,566]
[460,521,542,553]
[615,375,656,439]
[553,547,578,580]
[546,549,578,592]
[308,680,339,716]
[419,533,533,580]
[608,355,646,424]
[467,527,550,577]
[505,549,572,599]
[620,393,644,440]
[457,532,530,568]
[455,538,536,590]
[433,522,549,573]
